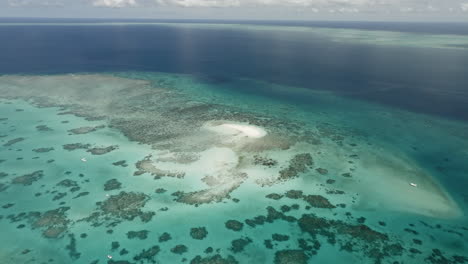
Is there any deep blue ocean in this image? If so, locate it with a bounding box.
[0,19,468,120]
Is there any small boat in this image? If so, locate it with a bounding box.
[81,158,87,162]
[409,183,417,187]
[107,255,112,259]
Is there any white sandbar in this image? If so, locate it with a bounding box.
[204,122,267,139]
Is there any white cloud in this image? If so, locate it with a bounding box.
[156,0,241,7]
[461,2,468,11]
[8,0,63,7]
[152,0,374,8]
[92,0,137,7]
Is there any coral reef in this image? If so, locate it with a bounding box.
[225,220,244,231]
[68,125,105,135]
[278,153,313,180]
[12,170,44,186]
[127,230,149,240]
[82,191,154,226]
[87,145,118,155]
[104,179,122,191]
[3,137,25,147]
[274,250,309,264]
[190,227,208,240]
[190,254,238,264]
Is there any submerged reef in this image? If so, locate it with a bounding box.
[278,153,314,181]
[87,145,118,155]
[104,179,122,191]
[274,250,309,264]
[134,155,185,179]
[4,207,75,239]
[32,147,54,153]
[190,254,238,264]
[190,227,208,240]
[12,170,44,186]
[36,125,53,131]
[3,137,25,147]
[63,143,91,151]
[127,230,149,240]
[269,190,335,209]
[83,191,154,226]
[172,172,247,205]
[68,125,105,135]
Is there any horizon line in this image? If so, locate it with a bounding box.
[1,17,468,24]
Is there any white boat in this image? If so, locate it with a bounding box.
[81,158,87,162]
[107,255,112,259]
[409,182,417,187]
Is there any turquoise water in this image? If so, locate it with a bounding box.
[0,71,467,264]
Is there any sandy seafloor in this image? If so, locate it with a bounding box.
[0,72,467,264]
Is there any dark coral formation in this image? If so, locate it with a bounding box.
[32,147,54,153]
[171,245,188,254]
[190,254,238,264]
[3,137,25,147]
[73,192,89,199]
[158,232,172,242]
[133,245,160,263]
[172,178,245,205]
[278,153,313,180]
[253,155,278,167]
[230,237,252,253]
[36,125,52,131]
[155,188,167,194]
[297,213,404,263]
[190,227,208,240]
[104,179,122,191]
[272,234,290,242]
[274,250,309,264]
[68,125,105,135]
[127,230,149,240]
[113,160,128,167]
[266,193,283,200]
[316,168,329,175]
[32,207,71,239]
[134,155,185,179]
[87,145,118,155]
[12,170,44,186]
[283,190,335,209]
[83,191,154,226]
[65,234,81,260]
[303,195,336,209]
[57,179,78,188]
[425,248,468,264]
[63,143,91,151]
[245,206,296,228]
[225,220,244,231]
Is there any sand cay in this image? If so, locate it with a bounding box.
[204,122,267,139]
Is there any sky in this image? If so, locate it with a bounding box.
[1,0,468,21]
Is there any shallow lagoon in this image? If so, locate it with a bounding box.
[0,71,467,264]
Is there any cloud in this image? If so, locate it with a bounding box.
[8,0,63,7]
[152,0,375,8]
[156,0,240,7]
[461,2,468,11]
[92,0,137,7]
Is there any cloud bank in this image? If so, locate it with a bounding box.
[92,0,137,7]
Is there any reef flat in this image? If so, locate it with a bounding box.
[0,73,467,264]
